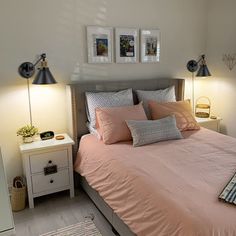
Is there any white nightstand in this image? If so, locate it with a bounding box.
[195,117,222,132]
[19,133,75,208]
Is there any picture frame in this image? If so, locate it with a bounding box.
[115,28,138,63]
[140,29,160,63]
[87,26,113,63]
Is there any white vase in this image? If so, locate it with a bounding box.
[23,136,33,143]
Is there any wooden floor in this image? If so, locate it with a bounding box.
[13,188,116,236]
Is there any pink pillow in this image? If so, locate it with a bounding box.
[96,103,147,144]
[148,100,200,131]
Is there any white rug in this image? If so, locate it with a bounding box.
[40,219,102,236]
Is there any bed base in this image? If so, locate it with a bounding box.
[80,176,136,236]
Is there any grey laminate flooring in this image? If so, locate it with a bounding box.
[13,188,115,236]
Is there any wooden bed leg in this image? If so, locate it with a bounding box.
[112,226,120,236]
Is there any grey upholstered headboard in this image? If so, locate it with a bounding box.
[66,78,185,154]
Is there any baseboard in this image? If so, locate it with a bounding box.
[0,228,15,236]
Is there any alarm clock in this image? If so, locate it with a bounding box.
[40,131,54,140]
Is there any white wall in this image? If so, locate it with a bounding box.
[0,0,208,182]
[204,0,236,136]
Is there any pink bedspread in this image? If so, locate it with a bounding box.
[75,128,236,236]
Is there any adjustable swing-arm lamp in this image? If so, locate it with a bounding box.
[18,53,57,84]
[18,53,57,127]
[186,54,211,77]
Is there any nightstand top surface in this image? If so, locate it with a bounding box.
[195,117,222,123]
[19,133,74,153]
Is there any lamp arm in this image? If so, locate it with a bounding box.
[18,53,47,78]
[196,54,205,64]
[33,53,46,67]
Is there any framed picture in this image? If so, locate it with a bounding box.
[87,26,113,63]
[115,28,138,63]
[140,29,160,63]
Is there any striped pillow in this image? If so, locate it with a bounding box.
[126,115,183,147]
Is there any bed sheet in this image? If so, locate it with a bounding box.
[75,128,236,236]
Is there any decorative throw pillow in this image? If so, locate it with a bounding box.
[148,100,200,131]
[136,86,176,118]
[85,88,133,129]
[96,103,147,144]
[126,115,183,147]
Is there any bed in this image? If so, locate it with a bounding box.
[67,79,236,236]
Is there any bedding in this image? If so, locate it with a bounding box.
[85,88,133,129]
[126,115,183,147]
[149,100,200,131]
[75,128,236,236]
[96,103,147,144]
[136,86,176,118]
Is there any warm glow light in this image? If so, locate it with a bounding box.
[1,83,67,134]
[185,76,235,117]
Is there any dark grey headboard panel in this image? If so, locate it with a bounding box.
[66,78,185,154]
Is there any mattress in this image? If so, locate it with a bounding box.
[74,128,236,236]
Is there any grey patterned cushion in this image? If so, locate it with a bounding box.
[136,86,176,118]
[126,115,183,147]
[85,89,133,128]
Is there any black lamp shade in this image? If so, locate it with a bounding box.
[196,64,211,77]
[32,68,57,84]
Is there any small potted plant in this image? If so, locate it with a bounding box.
[17,125,39,143]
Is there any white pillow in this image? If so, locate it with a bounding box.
[85,88,133,129]
[136,86,176,118]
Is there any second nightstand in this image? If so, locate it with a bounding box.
[19,133,75,208]
[195,117,221,132]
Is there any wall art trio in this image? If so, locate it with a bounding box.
[87,26,160,64]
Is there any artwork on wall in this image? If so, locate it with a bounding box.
[140,29,160,63]
[115,28,138,63]
[222,53,236,71]
[87,26,113,63]
[86,26,161,64]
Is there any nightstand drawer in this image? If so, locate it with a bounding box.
[200,121,218,132]
[32,169,69,194]
[30,149,68,174]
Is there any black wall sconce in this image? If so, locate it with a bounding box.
[18,53,57,126]
[186,54,211,116]
[187,54,211,77]
[18,53,57,84]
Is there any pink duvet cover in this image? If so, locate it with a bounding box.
[74,128,236,236]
